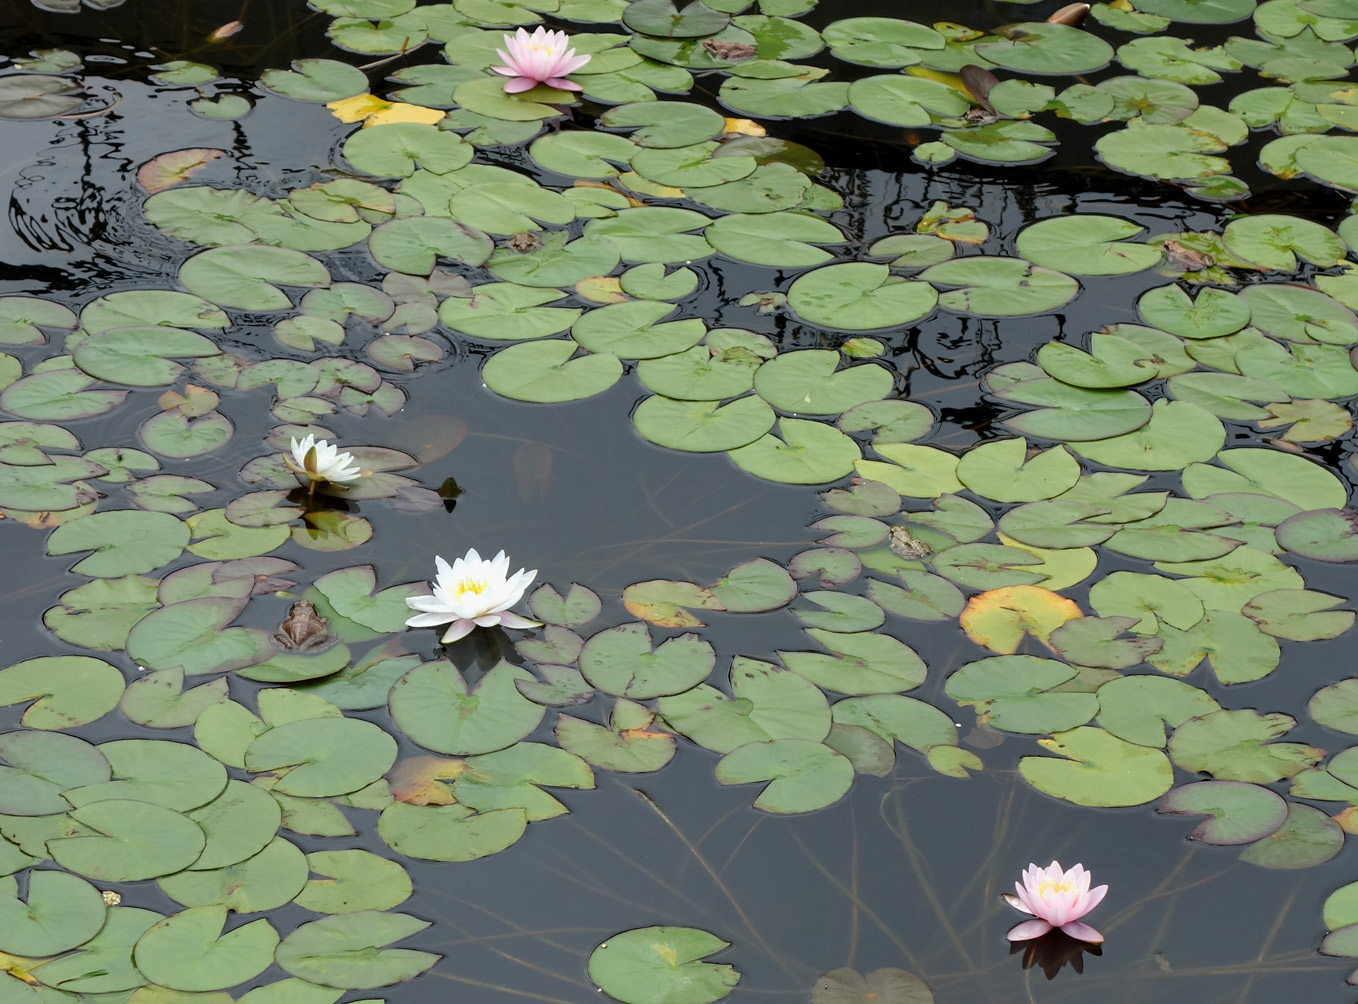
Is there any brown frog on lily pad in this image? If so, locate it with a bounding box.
[274,600,332,652]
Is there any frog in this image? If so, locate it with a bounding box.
[888,525,932,560]
[274,600,331,652]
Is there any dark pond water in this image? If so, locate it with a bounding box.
[1,0,1357,1002]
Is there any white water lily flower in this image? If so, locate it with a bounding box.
[1003,860,1108,944]
[405,548,541,644]
[286,434,361,487]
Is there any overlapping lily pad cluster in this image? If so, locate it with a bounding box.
[2,0,1358,997]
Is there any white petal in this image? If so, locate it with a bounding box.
[405,611,451,628]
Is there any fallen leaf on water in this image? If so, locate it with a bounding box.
[136,148,226,194]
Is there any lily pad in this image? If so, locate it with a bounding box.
[590,926,739,1004]
[274,911,434,990]
[1156,780,1288,843]
[133,906,278,992]
[390,659,544,755]
[919,257,1079,316]
[1016,216,1162,275]
[0,656,124,729]
[0,870,106,957]
[1019,726,1175,806]
[716,739,852,813]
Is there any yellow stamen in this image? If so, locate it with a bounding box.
[458,578,488,596]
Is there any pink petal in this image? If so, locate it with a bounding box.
[544,77,583,91]
[1003,893,1033,916]
[1082,884,1109,913]
[439,619,476,643]
[1060,921,1103,944]
[501,77,538,93]
[1006,919,1052,942]
[558,51,592,74]
[491,63,517,77]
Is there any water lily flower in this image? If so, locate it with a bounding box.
[405,548,541,644]
[285,434,362,491]
[1004,861,1107,944]
[491,27,591,93]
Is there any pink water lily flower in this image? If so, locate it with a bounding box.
[492,26,591,93]
[405,548,541,644]
[1004,861,1107,944]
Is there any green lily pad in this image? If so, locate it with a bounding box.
[996,376,1153,441]
[1019,726,1175,806]
[557,701,677,773]
[489,234,621,286]
[1135,0,1256,19]
[1015,215,1162,275]
[482,339,623,402]
[179,245,330,310]
[293,849,413,913]
[779,628,926,695]
[590,927,739,1004]
[28,906,161,994]
[847,75,969,126]
[1156,780,1288,843]
[377,801,527,861]
[133,906,278,992]
[945,656,1097,734]
[706,211,842,267]
[1244,588,1355,640]
[49,800,206,881]
[126,598,272,676]
[955,438,1080,503]
[0,656,124,729]
[274,910,438,989]
[975,23,1114,74]
[0,74,83,118]
[0,731,109,816]
[389,659,544,755]
[1,371,127,420]
[343,123,472,177]
[159,835,308,913]
[1070,399,1224,471]
[47,511,188,577]
[260,59,368,102]
[1224,213,1346,269]
[585,207,712,263]
[727,418,861,483]
[579,622,715,699]
[822,17,944,66]
[634,395,775,452]
[572,300,706,359]
[368,217,493,274]
[1096,123,1229,180]
[715,739,852,812]
[1275,508,1358,561]
[752,350,892,415]
[245,717,396,797]
[1182,448,1348,510]
[919,257,1079,316]
[1095,675,1219,746]
[787,263,937,330]
[1169,709,1322,782]
[635,344,758,401]
[1238,802,1344,868]
[0,870,106,957]
[72,327,219,387]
